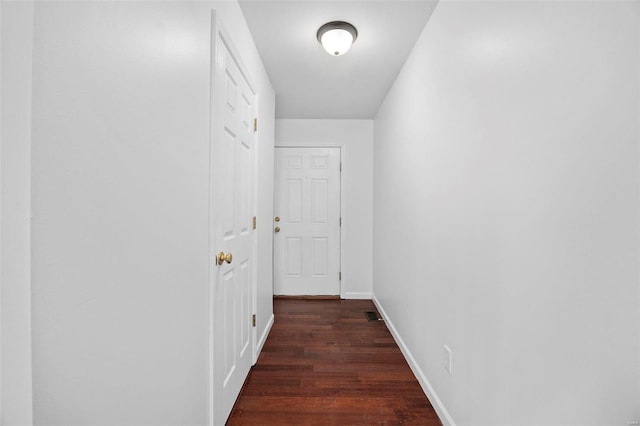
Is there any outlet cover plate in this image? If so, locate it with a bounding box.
[443,345,452,375]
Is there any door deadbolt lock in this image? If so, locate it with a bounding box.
[216,252,233,265]
[274,216,280,222]
[274,227,281,233]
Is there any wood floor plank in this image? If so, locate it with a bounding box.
[227,299,441,425]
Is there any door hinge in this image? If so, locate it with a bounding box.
[253,216,257,230]
[339,272,342,281]
[339,217,342,227]
[252,314,256,327]
[339,162,342,172]
[253,118,258,133]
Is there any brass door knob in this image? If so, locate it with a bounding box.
[216,252,233,265]
[274,227,281,233]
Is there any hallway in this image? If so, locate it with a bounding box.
[228,299,440,424]
[2,1,639,424]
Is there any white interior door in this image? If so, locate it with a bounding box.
[210,16,256,425]
[274,147,341,296]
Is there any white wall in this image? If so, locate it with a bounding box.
[30,2,274,424]
[276,119,373,299]
[256,80,276,350]
[374,1,640,425]
[0,1,34,425]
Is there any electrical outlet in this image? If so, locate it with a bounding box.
[443,345,452,375]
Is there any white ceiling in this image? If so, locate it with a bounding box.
[238,1,438,119]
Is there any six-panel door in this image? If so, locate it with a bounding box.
[274,147,341,295]
[211,27,256,425]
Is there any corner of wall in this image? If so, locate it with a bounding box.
[637,2,640,417]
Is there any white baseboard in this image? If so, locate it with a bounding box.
[372,294,456,426]
[341,291,372,300]
[255,313,274,361]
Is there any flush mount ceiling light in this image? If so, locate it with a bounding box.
[317,21,358,56]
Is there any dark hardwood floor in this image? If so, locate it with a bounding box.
[227,298,442,425]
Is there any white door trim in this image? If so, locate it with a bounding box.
[208,11,258,426]
[273,145,345,298]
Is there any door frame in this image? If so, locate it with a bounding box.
[208,11,258,426]
[273,145,345,297]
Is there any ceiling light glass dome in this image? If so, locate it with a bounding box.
[317,21,358,56]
